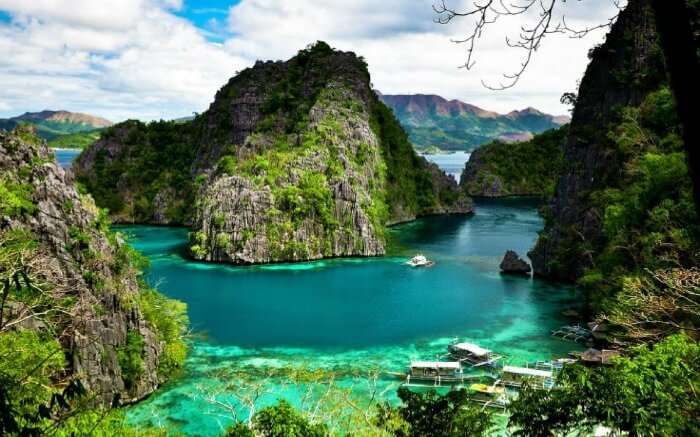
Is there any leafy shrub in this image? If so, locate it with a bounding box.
[225,401,327,437]
[508,334,700,436]
[117,331,145,389]
[375,387,494,436]
[138,288,189,380]
[0,178,36,217]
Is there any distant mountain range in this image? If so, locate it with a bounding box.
[0,110,112,141]
[378,94,569,151]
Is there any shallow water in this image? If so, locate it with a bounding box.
[52,148,81,168]
[123,198,581,435]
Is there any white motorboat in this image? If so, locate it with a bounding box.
[404,254,434,267]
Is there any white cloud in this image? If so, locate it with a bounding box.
[0,0,248,121]
[224,0,623,114]
[0,0,624,121]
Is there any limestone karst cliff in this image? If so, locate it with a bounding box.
[76,42,472,264]
[528,0,669,281]
[0,127,187,406]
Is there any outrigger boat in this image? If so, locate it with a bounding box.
[448,341,502,367]
[551,324,592,343]
[404,254,434,267]
[389,361,481,386]
[469,383,508,410]
[500,365,555,389]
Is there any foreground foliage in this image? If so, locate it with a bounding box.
[375,387,494,437]
[509,334,700,436]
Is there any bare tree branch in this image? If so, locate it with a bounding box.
[434,0,624,89]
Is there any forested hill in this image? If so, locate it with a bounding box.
[0,110,112,141]
[460,127,567,198]
[75,42,472,265]
[379,93,568,151]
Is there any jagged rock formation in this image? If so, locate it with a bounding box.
[379,93,568,151]
[0,128,181,406]
[528,0,667,281]
[499,250,531,275]
[460,127,566,197]
[76,42,472,265]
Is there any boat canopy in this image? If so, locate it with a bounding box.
[503,365,553,378]
[411,361,461,370]
[452,342,490,356]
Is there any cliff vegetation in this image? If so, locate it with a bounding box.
[0,127,188,435]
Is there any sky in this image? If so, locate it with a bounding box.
[0,0,623,122]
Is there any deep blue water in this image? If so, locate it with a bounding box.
[122,199,569,350]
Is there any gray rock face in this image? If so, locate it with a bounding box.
[528,0,665,281]
[460,147,506,197]
[500,250,532,275]
[192,83,388,263]
[1,130,164,406]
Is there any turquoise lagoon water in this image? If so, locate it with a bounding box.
[122,198,581,435]
[52,148,81,168]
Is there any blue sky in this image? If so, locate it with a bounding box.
[0,0,622,121]
[175,0,239,42]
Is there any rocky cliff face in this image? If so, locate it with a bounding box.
[528,0,666,280]
[1,128,175,406]
[76,42,471,265]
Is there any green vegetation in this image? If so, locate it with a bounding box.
[226,401,327,437]
[0,323,166,436]
[118,331,145,389]
[509,334,699,436]
[0,178,36,217]
[138,288,189,379]
[78,119,197,221]
[48,129,103,149]
[375,388,494,436]
[555,88,700,313]
[461,127,567,197]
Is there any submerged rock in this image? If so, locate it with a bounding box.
[499,250,532,275]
